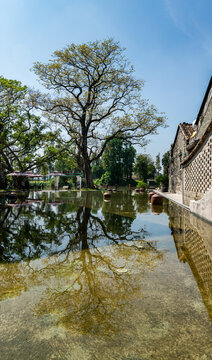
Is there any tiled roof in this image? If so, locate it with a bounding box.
[181,118,212,166]
[179,122,194,140]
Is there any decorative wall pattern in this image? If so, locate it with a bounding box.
[184,135,212,196]
[168,200,212,320]
[184,224,212,321]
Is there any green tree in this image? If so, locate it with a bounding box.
[0,77,59,189]
[91,159,104,180]
[32,38,166,188]
[54,148,77,173]
[122,142,137,183]
[102,138,136,185]
[162,151,170,174]
[155,153,162,176]
[133,154,156,182]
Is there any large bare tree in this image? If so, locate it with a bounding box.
[32,39,166,187]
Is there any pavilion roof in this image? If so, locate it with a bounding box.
[46,172,66,176]
[7,171,43,177]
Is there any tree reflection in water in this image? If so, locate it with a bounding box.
[0,191,165,337]
[0,191,151,262]
[34,243,164,337]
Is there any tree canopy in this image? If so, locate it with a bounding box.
[32,38,166,187]
[0,77,59,189]
[102,138,136,185]
[133,154,156,182]
[162,150,170,174]
[155,153,162,176]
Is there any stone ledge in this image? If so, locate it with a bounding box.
[154,189,212,224]
[190,188,212,224]
[153,190,190,210]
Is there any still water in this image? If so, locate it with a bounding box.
[0,190,211,360]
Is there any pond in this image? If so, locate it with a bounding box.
[0,190,211,360]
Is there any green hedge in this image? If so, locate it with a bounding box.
[29,179,55,189]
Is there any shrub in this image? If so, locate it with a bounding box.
[29,178,55,189]
[155,175,164,186]
[136,180,147,189]
[98,171,111,185]
[155,174,169,189]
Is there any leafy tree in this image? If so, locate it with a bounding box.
[162,150,170,174]
[155,174,169,190]
[102,138,136,185]
[122,141,136,183]
[0,77,59,189]
[54,148,77,173]
[133,154,156,182]
[155,153,162,176]
[91,159,104,179]
[32,38,166,188]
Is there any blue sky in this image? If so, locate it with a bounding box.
[1,0,212,160]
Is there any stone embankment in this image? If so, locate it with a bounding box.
[154,190,212,224]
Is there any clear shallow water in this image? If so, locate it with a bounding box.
[0,190,211,359]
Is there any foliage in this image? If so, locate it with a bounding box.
[102,138,136,185]
[136,180,147,189]
[133,154,156,182]
[0,76,59,189]
[162,151,170,174]
[29,178,55,189]
[59,176,77,188]
[54,147,77,173]
[155,175,163,186]
[91,159,104,179]
[155,174,169,189]
[156,151,170,189]
[98,171,111,186]
[155,153,162,175]
[32,38,166,187]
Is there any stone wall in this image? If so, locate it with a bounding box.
[168,78,212,222]
[196,86,212,140]
[183,130,212,205]
[169,129,187,193]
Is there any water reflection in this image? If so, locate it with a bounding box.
[168,202,212,322]
[0,191,211,359]
[34,243,164,337]
[0,191,150,263]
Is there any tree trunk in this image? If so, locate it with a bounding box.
[0,161,7,189]
[76,206,91,250]
[80,125,94,188]
[81,207,91,250]
[83,156,93,188]
[13,176,28,190]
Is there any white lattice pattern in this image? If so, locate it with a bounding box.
[185,137,212,194]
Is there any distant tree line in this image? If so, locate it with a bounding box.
[91,142,170,187]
